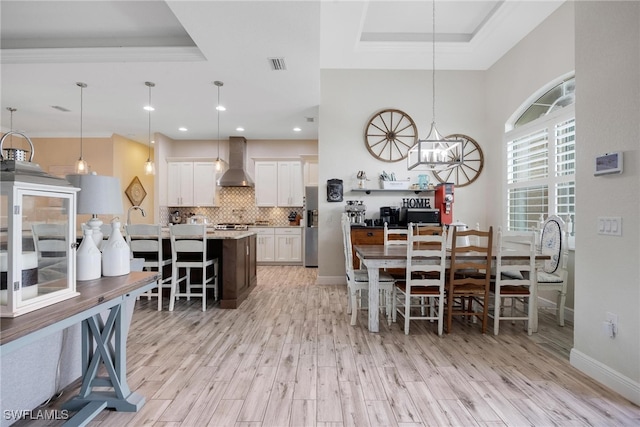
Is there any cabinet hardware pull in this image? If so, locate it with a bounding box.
[367,232,373,237]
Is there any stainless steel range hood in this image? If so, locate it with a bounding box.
[218,136,254,187]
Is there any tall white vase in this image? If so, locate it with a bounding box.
[102,220,130,276]
[76,228,101,280]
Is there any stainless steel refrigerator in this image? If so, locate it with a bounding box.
[304,186,318,267]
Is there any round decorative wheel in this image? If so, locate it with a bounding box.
[432,134,484,187]
[364,109,418,162]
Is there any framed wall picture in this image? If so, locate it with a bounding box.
[125,176,147,206]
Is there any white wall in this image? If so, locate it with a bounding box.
[318,69,487,282]
[571,1,640,404]
[484,2,576,226]
[484,2,577,312]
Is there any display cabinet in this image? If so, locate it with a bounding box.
[1,132,80,317]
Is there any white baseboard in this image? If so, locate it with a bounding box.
[316,275,346,286]
[537,296,574,325]
[570,348,640,406]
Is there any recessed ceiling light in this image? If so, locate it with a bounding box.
[293,127,301,132]
[216,106,226,111]
[179,127,187,131]
[236,127,245,132]
[144,106,155,111]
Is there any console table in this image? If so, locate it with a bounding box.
[0,271,159,426]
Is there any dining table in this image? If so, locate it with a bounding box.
[353,244,550,333]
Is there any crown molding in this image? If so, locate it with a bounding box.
[0,46,205,64]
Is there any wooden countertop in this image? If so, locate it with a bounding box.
[0,271,158,346]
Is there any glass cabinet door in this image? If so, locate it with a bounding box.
[1,187,79,317]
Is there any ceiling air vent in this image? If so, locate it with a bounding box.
[51,105,71,112]
[268,57,287,71]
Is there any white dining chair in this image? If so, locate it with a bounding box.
[383,222,411,284]
[383,222,409,246]
[392,225,447,335]
[125,224,172,311]
[491,228,537,335]
[169,224,218,311]
[536,215,569,326]
[341,213,395,326]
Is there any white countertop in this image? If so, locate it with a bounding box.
[160,228,256,240]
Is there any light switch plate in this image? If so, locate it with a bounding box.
[597,216,622,236]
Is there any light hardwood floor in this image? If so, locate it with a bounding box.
[29,266,640,426]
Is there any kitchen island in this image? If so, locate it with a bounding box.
[160,228,257,309]
[209,230,257,309]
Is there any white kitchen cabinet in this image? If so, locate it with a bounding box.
[249,227,275,262]
[249,227,301,264]
[167,161,216,207]
[277,161,303,206]
[254,161,278,206]
[167,162,194,206]
[254,161,303,207]
[274,227,302,263]
[193,162,216,206]
[304,160,318,186]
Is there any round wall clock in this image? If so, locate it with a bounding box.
[432,134,484,188]
[364,109,418,162]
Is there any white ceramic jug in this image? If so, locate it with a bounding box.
[447,221,470,249]
[76,228,101,280]
[102,220,130,276]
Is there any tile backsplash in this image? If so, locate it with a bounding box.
[161,187,304,226]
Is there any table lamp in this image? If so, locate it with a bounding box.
[66,173,124,247]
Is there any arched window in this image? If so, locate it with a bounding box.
[504,75,575,241]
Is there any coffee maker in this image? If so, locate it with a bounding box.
[434,183,454,225]
[379,206,400,225]
[345,200,366,224]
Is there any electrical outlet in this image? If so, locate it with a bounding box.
[605,312,618,337]
[602,321,614,338]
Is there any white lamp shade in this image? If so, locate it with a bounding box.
[66,173,123,215]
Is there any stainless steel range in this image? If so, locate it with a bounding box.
[214,223,251,231]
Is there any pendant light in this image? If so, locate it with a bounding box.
[214,80,224,172]
[144,81,156,175]
[75,82,89,174]
[6,107,16,149]
[407,0,463,171]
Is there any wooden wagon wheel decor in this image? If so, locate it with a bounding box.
[432,134,484,187]
[364,109,418,162]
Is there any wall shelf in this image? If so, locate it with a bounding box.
[351,188,434,195]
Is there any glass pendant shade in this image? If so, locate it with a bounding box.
[214,80,224,182]
[144,158,155,175]
[76,158,88,174]
[144,81,156,175]
[75,82,89,174]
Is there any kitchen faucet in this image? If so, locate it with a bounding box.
[127,205,147,226]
